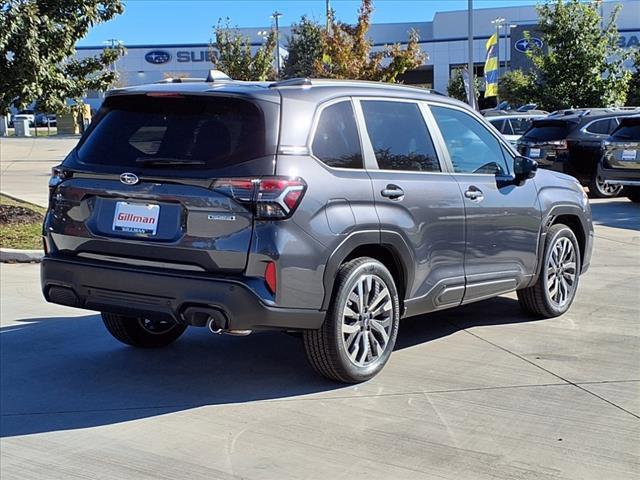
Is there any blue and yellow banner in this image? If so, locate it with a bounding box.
[484,33,498,98]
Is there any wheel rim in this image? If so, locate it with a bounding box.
[546,237,578,309]
[137,318,176,335]
[341,274,393,367]
[595,176,623,197]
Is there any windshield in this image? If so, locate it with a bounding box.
[77,94,267,170]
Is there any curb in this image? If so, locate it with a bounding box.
[0,248,44,263]
[0,191,47,209]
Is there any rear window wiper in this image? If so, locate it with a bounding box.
[135,157,206,166]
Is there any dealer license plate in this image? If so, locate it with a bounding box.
[112,202,160,235]
[529,148,541,158]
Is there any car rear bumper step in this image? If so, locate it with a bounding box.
[41,257,325,331]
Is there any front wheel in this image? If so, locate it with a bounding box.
[303,257,400,383]
[102,313,187,348]
[517,224,581,318]
[588,174,623,198]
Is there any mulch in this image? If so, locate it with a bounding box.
[0,205,44,225]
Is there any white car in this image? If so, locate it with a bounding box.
[486,113,548,146]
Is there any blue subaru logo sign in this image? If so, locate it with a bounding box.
[515,37,544,53]
[145,50,171,64]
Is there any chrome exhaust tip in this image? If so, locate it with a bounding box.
[207,317,223,334]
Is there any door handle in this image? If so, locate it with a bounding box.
[464,186,484,202]
[381,185,405,199]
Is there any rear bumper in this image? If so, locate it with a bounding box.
[598,164,640,186]
[41,256,325,331]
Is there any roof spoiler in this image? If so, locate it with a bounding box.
[155,70,231,84]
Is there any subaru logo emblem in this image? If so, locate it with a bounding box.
[515,37,543,53]
[145,50,171,65]
[120,173,139,185]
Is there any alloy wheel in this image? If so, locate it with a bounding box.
[546,237,578,308]
[341,274,393,367]
[595,176,623,197]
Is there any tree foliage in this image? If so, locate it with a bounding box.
[498,69,538,106]
[317,0,426,82]
[626,49,640,106]
[447,69,480,102]
[211,20,277,81]
[283,16,324,79]
[0,0,125,114]
[527,0,631,110]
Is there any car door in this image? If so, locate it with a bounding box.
[428,103,542,304]
[354,98,466,316]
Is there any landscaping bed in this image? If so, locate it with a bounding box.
[0,194,45,250]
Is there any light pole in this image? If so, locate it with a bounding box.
[326,0,331,33]
[272,11,283,78]
[467,0,474,108]
[505,24,517,72]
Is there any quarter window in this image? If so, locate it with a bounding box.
[430,106,510,175]
[585,119,612,135]
[312,101,363,169]
[360,100,440,172]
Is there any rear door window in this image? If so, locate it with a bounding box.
[77,94,268,170]
[360,100,440,172]
[585,119,613,135]
[311,101,363,169]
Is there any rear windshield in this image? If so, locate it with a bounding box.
[522,120,573,141]
[612,118,640,141]
[77,94,267,170]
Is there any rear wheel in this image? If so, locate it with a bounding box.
[625,186,640,203]
[588,174,623,198]
[517,224,581,318]
[102,313,186,348]
[303,257,400,383]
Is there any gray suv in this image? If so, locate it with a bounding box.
[41,73,593,383]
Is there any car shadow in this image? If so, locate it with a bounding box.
[590,198,640,232]
[1,296,540,438]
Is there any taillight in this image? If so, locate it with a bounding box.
[546,139,568,149]
[48,165,70,207]
[265,261,277,294]
[211,176,306,220]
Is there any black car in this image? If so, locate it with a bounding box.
[517,108,640,198]
[598,115,640,203]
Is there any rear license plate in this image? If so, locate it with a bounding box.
[529,148,541,158]
[621,150,637,161]
[112,202,160,235]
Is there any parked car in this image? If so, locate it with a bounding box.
[10,109,35,127]
[35,113,57,127]
[517,108,640,198]
[41,72,593,383]
[598,114,640,203]
[486,112,548,145]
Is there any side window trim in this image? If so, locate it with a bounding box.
[425,101,514,176]
[352,96,445,174]
[307,97,365,171]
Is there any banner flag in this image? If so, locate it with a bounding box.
[484,33,499,98]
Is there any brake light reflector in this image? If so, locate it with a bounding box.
[265,261,277,294]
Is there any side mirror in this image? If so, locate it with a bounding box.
[513,156,538,186]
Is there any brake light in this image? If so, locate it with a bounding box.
[265,261,277,294]
[211,176,307,220]
[546,139,568,149]
[48,165,70,207]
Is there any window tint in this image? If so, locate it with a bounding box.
[431,106,509,175]
[489,119,507,134]
[612,120,640,141]
[360,101,440,172]
[510,117,535,135]
[523,120,572,141]
[78,95,266,170]
[312,101,363,169]
[586,119,612,135]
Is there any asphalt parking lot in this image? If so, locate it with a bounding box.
[1,137,639,479]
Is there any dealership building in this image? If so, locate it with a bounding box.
[75,0,640,110]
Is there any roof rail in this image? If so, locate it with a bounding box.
[155,77,206,84]
[269,78,312,88]
[154,70,231,84]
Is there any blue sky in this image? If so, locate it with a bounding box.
[79,0,540,46]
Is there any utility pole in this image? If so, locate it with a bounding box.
[467,0,474,107]
[272,11,283,78]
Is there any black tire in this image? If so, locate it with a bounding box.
[625,186,640,203]
[303,257,400,383]
[588,173,623,198]
[102,313,187,348]
[517,224,581,318]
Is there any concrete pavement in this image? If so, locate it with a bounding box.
[1,199,639,479]
[0,136,79,207]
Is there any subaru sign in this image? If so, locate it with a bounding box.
[145,50,171,65]
[514,37,544,53]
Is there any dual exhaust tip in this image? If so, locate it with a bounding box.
[181,305,252,336]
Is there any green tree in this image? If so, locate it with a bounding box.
[626,49,640,106]
[447,69,480,102]
[211,20,277,81]
[319,0,426,82]
[283,16,324,79]
[0,0,125,115]
[527,0,631,110]
[497,69,538,106]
